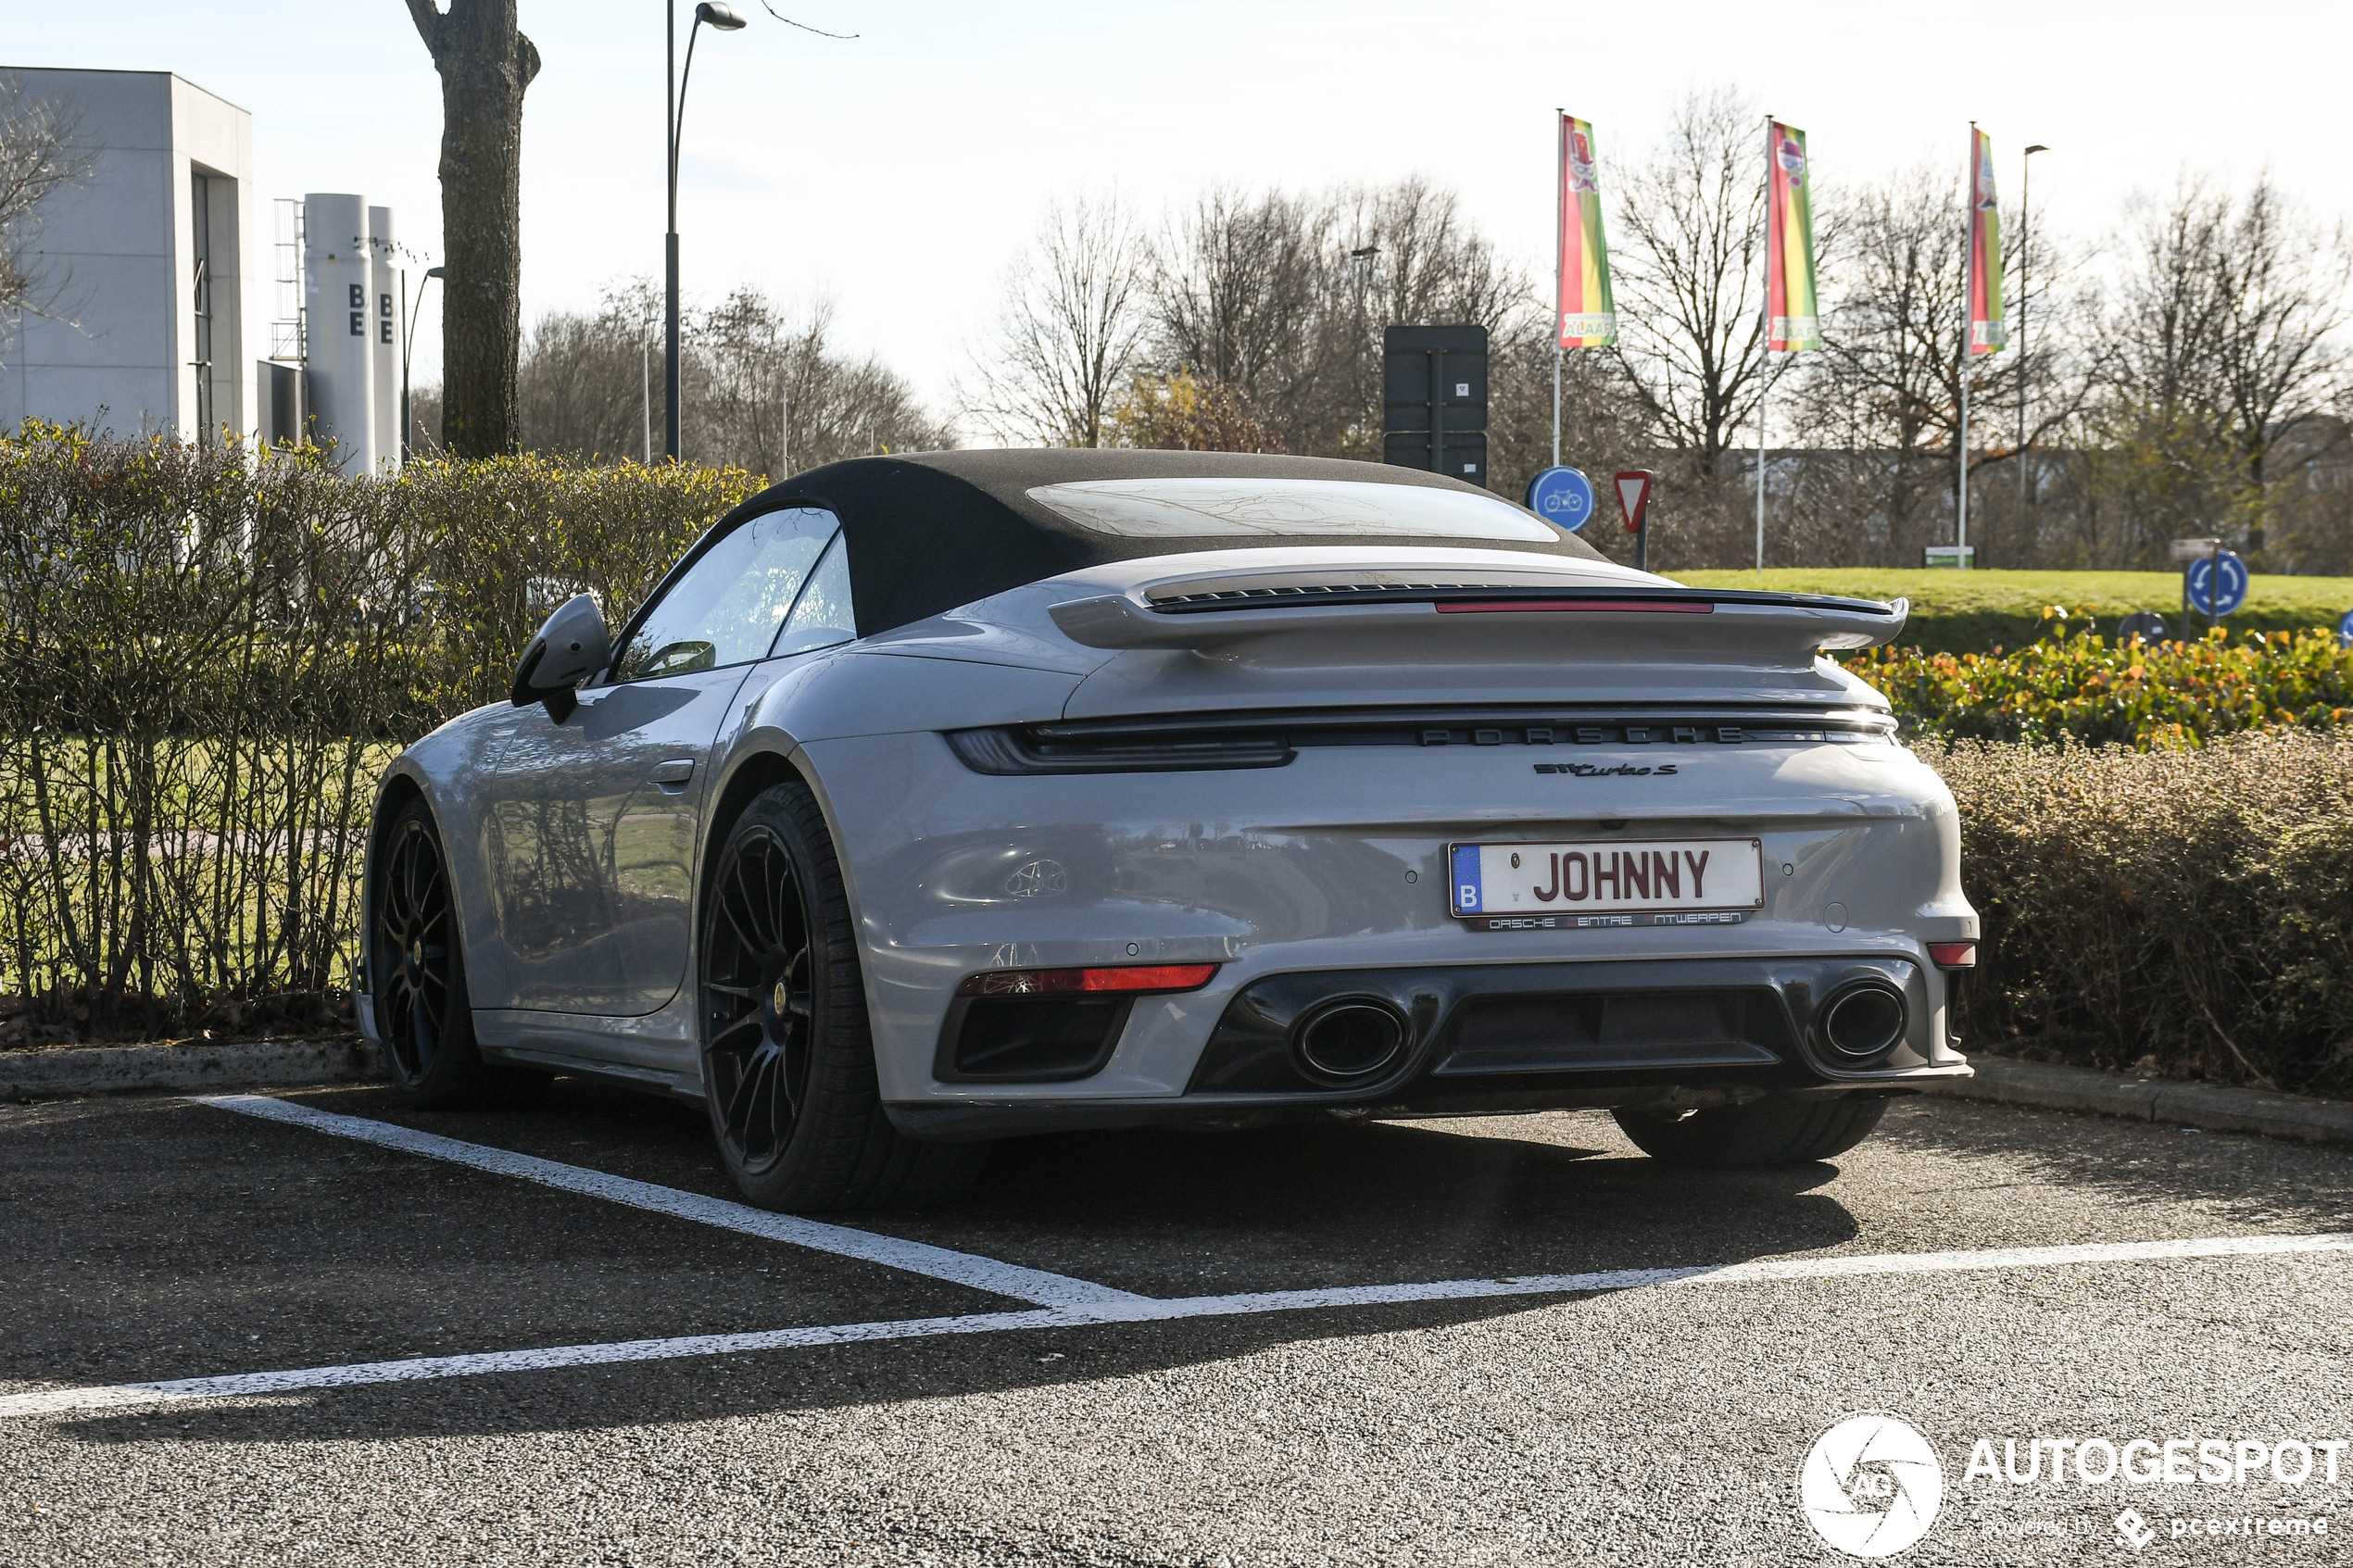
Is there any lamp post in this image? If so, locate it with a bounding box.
[401,264,444,463]
[2018,144,2047,533]
[666,1,747,461]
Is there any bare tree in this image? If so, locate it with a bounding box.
[1105,369,1278,452]
[1147,185,1332,436]
[405,0,542,458]
[1610,87,1768,461]
[2102,176,2351,564]
[0,75,94,332]
[963,193,1147,446]
[1316,177,1531,459]
[702,288,954,473]
[490,282,952,475]
[1135,177,1530,460]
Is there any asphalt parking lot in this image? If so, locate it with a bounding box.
[5,1080,2351,1565]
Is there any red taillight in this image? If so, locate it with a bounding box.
[1927,942,1977,969]
[1435,598,1714,615]
[956,963,1218,997]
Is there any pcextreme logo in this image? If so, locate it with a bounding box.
[1798,1411,1944,1558]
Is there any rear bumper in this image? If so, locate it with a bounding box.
[889,953,1971,1139]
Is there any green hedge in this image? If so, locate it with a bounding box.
[0,423,758,1036]
[1935,732,2353,1098]
[1856,621,2353,748]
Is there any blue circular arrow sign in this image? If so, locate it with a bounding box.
[2184,550,2249,617]
[1525,466,1595,533]
[2338,608,2353,648]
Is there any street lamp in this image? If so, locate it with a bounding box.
[401,264,445,464]
[665,1,747,461]
[2018,144,2048,533]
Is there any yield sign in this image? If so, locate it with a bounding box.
[1615,470,1655,534]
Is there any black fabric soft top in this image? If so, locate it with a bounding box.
[718,448,1607,637]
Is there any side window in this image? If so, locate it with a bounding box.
[770,533,857,658]
[615,508,838,682]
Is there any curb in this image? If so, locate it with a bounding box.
[2,1036,385,1100]
[1923,1055,2353,1148]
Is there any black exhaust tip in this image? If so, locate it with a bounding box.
[1291,998,1409,1085]
[1818,983,1907,1062]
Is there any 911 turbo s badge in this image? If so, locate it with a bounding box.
[1534,761,1678,776]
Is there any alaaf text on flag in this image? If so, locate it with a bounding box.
[1557,115,1617,347]
[1766,119,1819,352]
[1969,126,2006,356]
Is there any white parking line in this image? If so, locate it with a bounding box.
[193,1095,1140,1310]
[6,1230,2347,1420]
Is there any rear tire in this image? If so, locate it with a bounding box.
[699,780,987,1211]
[371,798,552,1110]
[1612,1094,1887,1168]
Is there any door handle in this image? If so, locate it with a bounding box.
[651,759,696,791]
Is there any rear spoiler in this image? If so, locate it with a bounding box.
[1049,585,1910,653]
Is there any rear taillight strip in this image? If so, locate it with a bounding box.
[957,964,1219,997]
[1434,599,1714,615]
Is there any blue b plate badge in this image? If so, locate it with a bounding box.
[1449,837,1765,926]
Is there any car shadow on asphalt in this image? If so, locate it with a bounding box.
[920,1118,1866,1296]
[285,1079,1873,1298]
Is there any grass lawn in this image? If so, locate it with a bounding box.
[1677,569,2353,654]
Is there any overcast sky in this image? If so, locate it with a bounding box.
[12,1,2350,436]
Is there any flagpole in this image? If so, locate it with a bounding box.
[1553,110,1565,470]
[1957,122,1973,571]
[1756,113,1771,573]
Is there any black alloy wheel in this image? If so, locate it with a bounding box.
[697,781,987,1211]
[376,809,455,1083]
[701,822,815,1174]
[371,798,548,1110]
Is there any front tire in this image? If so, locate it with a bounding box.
[371,798,549,1110]
[698,781,986,1211]
[1612,1094,1887,1168]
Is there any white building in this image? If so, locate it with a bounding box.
[0,68,256,446]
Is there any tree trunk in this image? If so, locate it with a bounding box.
[406,0,540,458]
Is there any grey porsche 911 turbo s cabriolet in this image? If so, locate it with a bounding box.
[360,449,1978,1210]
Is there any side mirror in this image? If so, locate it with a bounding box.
[510,593,612,722]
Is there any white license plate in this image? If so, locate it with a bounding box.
[1448,837,1764,920]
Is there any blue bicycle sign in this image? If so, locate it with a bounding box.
[1524,466,1596,533]
[2184,550,2248,618]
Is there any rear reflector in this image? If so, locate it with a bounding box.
[1927,942,1978,969]
[1434,599,1715,615]
[956,963,1219,997]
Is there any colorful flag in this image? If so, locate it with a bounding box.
[1557,115,1617,347]
[1766,119,1819,351]
[1969,126,2006,356]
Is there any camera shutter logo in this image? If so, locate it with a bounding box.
[1798,1412,1944,1558]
